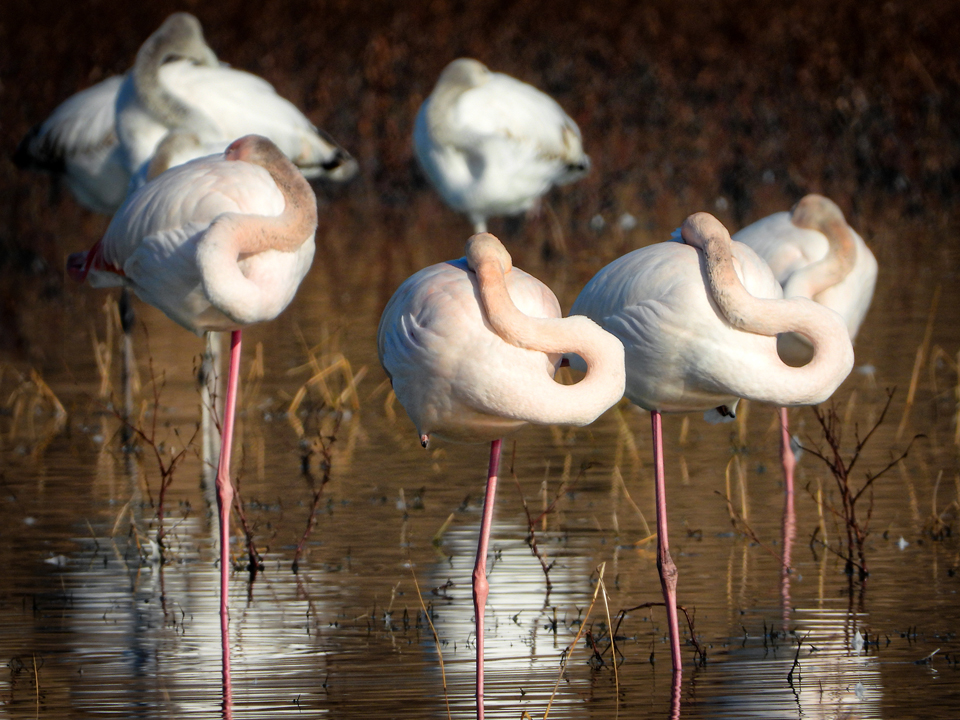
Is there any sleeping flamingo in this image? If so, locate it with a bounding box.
[116,13,357,187]
[378,232,624,720]
[569,212,855,675]
[14,75,130,214]
[67,134,318,703]
[733,194,877,495]
[414,59,590,233]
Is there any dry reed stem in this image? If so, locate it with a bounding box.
[897,285,941,441]
[611,465,651,538]
[431,512,455,545]
[33,654,39,716]
[3,366,67,447]
[383,387,397,422]
[410,571,452,720]
[680,456,690,486]
[737,398,750,448]
[541,465,549,532]
[724,456,737,526]
[597,570,620,718]
[736,455,748,521]
[843,390,858,429]
[287,355,364,438]
[543,562,607,720]
[716,491,784,566]
[612,405,642,468]
[816,476,828,546]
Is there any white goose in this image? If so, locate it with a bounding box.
[116,13,357,186]
[14,75,130,214]
[414,58,590,233]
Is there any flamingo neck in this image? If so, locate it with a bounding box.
[196,138,318,325]
[466,233,625,426]
[682,213,853,405]
[785,195,857,301]
[426,60,489,144]
[133,16,219,134]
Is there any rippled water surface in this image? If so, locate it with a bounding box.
[3,1,960,718]
[2,207,958,719]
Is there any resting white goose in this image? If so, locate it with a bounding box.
[14,75,130,214]
[414,58,590,233]
[116,13,357,186]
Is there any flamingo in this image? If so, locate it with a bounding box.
[732,194,877,496]
[378,232,624,720]
[14,75,130,214]
[413,58,590,233]
[569,212,855,675]
[116,13,357,187]
[67,134,318,704]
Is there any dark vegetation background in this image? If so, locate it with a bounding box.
[1,0,957,355]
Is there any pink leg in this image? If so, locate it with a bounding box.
[651,411,682,674]
[779,407,795,507]
[216,330,241,710]
[473,439,502,720]
[779,407,796,630]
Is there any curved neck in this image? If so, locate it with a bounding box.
[196,138,318,325]
[466,233,625,425]
[786,194,856,300]
[426,61,488,145]
[682,213,853,405]
[132,21,219,133]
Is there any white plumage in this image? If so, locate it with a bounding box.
[14,75,130,213]
[569,213,855,414]
[732,194,877,365]
[378,256,563,443]
[116,13,357,188]
[414,58,589,232]
[69,135,316,336]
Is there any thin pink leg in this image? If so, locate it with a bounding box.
[473,438,502,720]
[779,407,795,508]
[651,411,682,674]
[779,407,796,630]
[216,330,241,711]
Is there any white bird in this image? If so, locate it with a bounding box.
[732,194,877,366]
[116,13,357,187]
[413,58,590,233]
[14,75,130,213]
[379,232,624,720]
[68,134,318,702]
[570,212,855,676]
[732,194,877,499]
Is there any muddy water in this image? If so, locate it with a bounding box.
[1,203,958,720]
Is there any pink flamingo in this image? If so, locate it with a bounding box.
[569,212,855,675]
[67,134,318,705]
[732,194,877,499]
[378,232,624,720]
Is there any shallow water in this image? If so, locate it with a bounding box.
[1,202,959,719]
[3,1,960,718]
